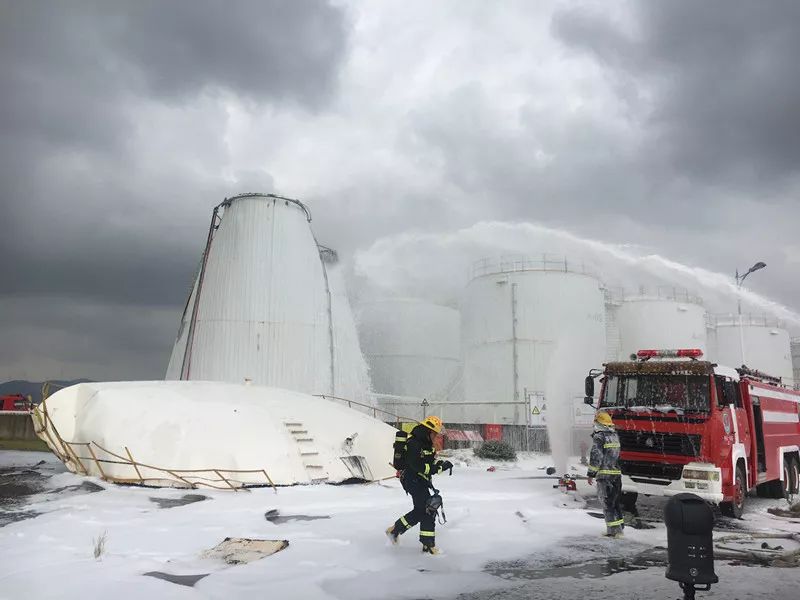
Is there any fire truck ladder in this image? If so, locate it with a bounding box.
[284,422,329,484]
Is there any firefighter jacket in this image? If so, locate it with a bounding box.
[405,424,445,481]
[587,425,621,479]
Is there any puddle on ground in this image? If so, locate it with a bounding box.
[48,481,105,496]
[0,466,48,526]
[149,494,208,509]
[486,543,666,582]
[265,508,330,524]
[0,461,104,527]
[143,571,210,587]
[583,494,748,533]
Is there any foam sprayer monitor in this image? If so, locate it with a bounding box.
[664,494,718,600]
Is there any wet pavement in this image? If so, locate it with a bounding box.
[143,571,210,587]
[265,508,331,523]
[149,493,208,509]
[0,456,101,527]
[0,464,50,526]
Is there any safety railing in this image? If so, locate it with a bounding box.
[470,254,597,281]
[707,313,787,329]
[604,285,704,306]
[31,398,278,492]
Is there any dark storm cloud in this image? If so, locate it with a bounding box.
[0,0,348,300]
[552,0,800,191]
[0,0,349,379]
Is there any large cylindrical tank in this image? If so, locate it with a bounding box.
[708,315,794,385]
[356,299,461,402]
[792,338,800,390]
[165,193,371,403]
[613,288,707,360]
[461,256,606,425]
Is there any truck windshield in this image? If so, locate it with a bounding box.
[600,375,710,413]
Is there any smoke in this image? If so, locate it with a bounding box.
[354,221,800,328]
[544,333,582,475]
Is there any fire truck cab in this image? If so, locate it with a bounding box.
[585,349,800,518]
[0,394,31,411]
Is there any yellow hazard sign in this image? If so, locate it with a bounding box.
[531,406,540,415]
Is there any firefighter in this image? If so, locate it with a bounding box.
[386,416,453,554]
[587,411,624,538]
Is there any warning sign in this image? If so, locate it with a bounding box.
[573,396,595,427]
[526,390,546,426]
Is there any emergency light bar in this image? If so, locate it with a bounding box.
[636,348,704,360]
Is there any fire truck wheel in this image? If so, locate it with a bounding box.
[720,464,746,519]
[621,491,638,513]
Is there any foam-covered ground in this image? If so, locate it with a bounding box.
[1,450,799,600]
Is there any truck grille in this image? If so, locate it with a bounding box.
[617,430,701,457]
[620,460,684,481]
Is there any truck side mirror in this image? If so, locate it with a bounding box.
[664,493,718,598]
[584,375,594,398]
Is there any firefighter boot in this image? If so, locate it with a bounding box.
[605,525,624,539]
[386,526,400,545]
[421,544,441,555]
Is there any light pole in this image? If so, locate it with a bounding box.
[735,261,767,366]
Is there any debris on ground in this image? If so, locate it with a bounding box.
[265,508,330,524]
[200,537,289,565]
[142,572,209,587]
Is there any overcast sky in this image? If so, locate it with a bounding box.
[2,0,799,382]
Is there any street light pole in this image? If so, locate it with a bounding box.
[735,262,767,367]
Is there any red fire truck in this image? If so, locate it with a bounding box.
[0,394,31,411]
[584,349,800,518]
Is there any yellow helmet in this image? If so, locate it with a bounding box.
[421,415,443,434]
[594,411,614,427]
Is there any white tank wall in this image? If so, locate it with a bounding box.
[792,338,800,389]
[615,297,707,360]
[711,322,794,385]
[34,381,395,486]
[327,265,373,405]
[165,194,371,403]
[461,269,606,424]
[356,299,461,401]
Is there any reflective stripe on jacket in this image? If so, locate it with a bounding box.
[587,426,621,479]
[405,425,438,481]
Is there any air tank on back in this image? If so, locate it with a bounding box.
[708,314,794,386]
[461,255,606,425]
[610,287,707,360]
[356,299,461,402]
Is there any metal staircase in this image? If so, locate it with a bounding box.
[284,422,329,484]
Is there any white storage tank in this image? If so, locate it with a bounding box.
[708,314,794,385]
[356,299,461,402]
[461,255,606,425]
[613,288,707,360]
[790,337,800,389]
[165,193,371,404]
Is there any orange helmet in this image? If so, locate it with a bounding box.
[421,415,443,434]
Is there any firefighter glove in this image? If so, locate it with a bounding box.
[437,460,454,474]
